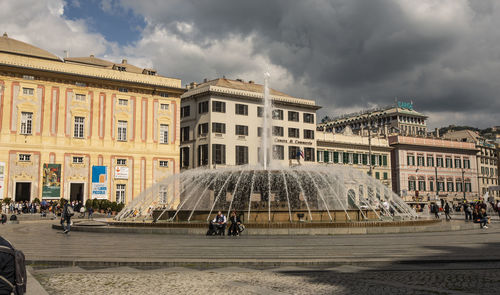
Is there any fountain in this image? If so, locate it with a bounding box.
[115,74,417,224]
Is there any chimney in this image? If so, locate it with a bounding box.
[203,78,207,83]
[435,128,440,138]
[248,80,254,84]
[2,33,7,38]
[122,59,127,64]
[189,82,197,89]
[236,78,243,82]
[90,54,94,58]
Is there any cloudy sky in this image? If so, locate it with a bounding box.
[1,0,498,129]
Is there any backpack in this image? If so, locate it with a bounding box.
[0,243,27,295]
[66,206,75,217]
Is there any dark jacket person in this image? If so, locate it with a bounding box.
[0,236,15,295]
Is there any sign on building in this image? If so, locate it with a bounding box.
[0,162,5,199]
[42,164,61,199]
[114,166,129,179]
[92,166,108,199]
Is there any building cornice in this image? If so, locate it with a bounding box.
[0,52,182,90]
[181,84,321,110]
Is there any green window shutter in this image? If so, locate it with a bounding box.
[324,151,329,162]
[375,172,380,179]
[334,152,339,163]
[382,155,387,166]
[317,150,321,162]
[383,172,388,180]
[353,154,359,164]
[379,155,383,166]
[362,154,367,165]
[343,152,349,164]
[371,155,376,166]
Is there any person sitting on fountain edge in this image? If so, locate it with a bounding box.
[228,211,242,236]
[211,211,227,235]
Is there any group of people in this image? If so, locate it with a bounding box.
[207,211,244,236]
[428,199,497,229]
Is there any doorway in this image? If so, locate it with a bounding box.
[15,182,31,202]
[70,183,84,203]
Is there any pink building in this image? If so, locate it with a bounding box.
[389,136,478,203]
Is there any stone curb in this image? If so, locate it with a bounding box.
[52,221,478,235]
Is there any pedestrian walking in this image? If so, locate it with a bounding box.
[60,200,74,234]
[444,202,451,221]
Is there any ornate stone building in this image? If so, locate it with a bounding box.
[0,34,183,204]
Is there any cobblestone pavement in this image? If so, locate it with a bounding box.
[33,263,500,295]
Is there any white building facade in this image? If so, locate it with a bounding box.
[180,78,321,169]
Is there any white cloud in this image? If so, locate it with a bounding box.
[0,0,114,58]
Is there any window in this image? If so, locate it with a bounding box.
[159,160,169,167]
[22,75,35,80]
[273,145,284,160]
[180,106,190,118]
[429,181,434,192]
[454,158,461,169]
[198,144,208,166]
[304,129,314,139]
[180,127,189,142]
[235,146,248,165]
[198,123,209,135]
[456,182,463,192]
[72,156,84,164]
[418,180,426,191]
[159,92,168,98]
[289,146,300,160]
[408,179,416,191]
[160,103,169,110]
[117,120,127,141]
[272,109,283,120]
[334,152,340,163]
[288,111,299,122]
[436,157,443,167]
[272,126,284,137]
[116,184,126,204]
[427,156,434,167]
[22,88,34,95]
[75,82,86,87]
[212,144,226,165]
[362,154,368,165]
[20,112,33,135]
[382,155,388,167]
[160,124,169,144]
[304,148,315,162]
[235,104,248,115]
[212,101,226,113]
[212,122,226,134]
[407,154,415,166]
[465,182,472,192]
[75,94,86,101]
[303,113,314,123]
[375,172,380,179]
[118,99,128,106]
[257,127,263,137]
[257,107,263,117]
[445,157,452,168]
[353,153,359,164]
[19,154,31,162]
[343,152,349,164]
[447,182,454,192]
[118,87,128,92]
[383,172,388,180]
[159,185,168,204]
[317,150,324,162]
[74,116,85,138]
[288,128,300,138]
[198,101,209,114]
[117,159,127,165]
[180,147,190,168]
[417,155,425,166]
[235,125,248,136]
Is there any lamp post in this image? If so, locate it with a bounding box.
[435,165,439,201]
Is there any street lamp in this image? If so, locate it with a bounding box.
[435,165,439,201]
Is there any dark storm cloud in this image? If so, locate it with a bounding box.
[121,0,500,128]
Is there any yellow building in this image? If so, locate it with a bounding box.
[0,34,184,204]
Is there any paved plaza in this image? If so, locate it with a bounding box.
[1,220,500,294]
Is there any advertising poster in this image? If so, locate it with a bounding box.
[92,166,108,199]
[42,164,61,199]
[114,166,129,179]
[0,162,5,199]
